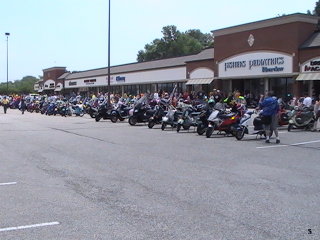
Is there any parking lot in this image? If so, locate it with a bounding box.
[0,110,319,240]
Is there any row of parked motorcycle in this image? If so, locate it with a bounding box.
[90,95,317,140]
[22,94,316,140]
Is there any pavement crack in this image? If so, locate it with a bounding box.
[49,127,117,144]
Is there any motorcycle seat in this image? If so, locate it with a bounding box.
[191,112,200,117]
[219,113,235,119]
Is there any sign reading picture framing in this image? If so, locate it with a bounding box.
[301,58,320,72]
[218,51,293,78]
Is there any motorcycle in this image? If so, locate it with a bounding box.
[161,105,182,130]
[148,99,169,129]
[287,106,315,131]
[128,96,155,126]
[233,111,266,140]
[196,101,215,135]
[176,104,203,132]
[45,103,58,116]
[205,103,241,138]
[95,102,116,122]
[110,101,132,123]
[71,103,85,117]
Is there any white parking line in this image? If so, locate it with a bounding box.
[257,140,320,149]
[0,182,17,186]
[0,222,60,232]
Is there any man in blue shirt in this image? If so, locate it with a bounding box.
[259,91,280,144]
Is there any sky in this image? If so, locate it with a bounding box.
[0,0,317,82]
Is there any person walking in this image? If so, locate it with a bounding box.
[19,98,27,114]
[1,96,10,114]
[259,91,280,144]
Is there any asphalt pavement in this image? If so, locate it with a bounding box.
[0,109,319,240]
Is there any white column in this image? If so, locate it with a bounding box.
[264,78,269,94]
[308,81,314,96]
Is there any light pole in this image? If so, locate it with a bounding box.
[107,0,111,105]
[5,32,10,93]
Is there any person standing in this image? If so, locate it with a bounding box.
[1,96,10,114]
[312,97,320,131]
[259,91,280,144]
[302,95,312,108]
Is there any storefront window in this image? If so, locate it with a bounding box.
[269,78,293,98]
[157,83,175,93]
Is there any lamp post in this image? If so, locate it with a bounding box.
[107,0,111,105]
[5,32,10,93]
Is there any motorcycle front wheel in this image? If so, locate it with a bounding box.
[95,114,102,122]
[110,114,118,123]
[206,127,214,138]
[148,120,155,129]
[176,123,182,132]
[129,116,137,126]
[183,125,190,130]
[196,124,206,135]
[235,127,245,140]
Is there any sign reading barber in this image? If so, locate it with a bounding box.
[301,58,320,72]
[218,51,293,78]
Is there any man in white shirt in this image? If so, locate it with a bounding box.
[303,96,312,107]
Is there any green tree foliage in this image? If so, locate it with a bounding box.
[314,0,320,16]
[0,76,39,95]
[308,0,320,16]
[137,25,213,62]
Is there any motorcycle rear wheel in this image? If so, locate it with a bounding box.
[90,112,97,118]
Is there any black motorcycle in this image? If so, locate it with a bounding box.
[148,99,168,128]
[110,102,132,123]
[128,98,155,126]
[95,103,116,122]
[196,103,214,135]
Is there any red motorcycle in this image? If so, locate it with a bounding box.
[205,107,242,138]
[278,106,291,126]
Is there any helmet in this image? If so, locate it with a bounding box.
[208,99,215,105]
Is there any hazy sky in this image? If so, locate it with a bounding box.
[0,0,316,82]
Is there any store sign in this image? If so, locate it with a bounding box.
[84,79,96,85]
[301,58,320,72]
[116,76,125,82]
[218,51,293,78]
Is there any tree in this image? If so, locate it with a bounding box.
[137,25,213,62]
[0,75,39,94]
[313,0,320,16]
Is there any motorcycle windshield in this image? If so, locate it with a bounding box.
[208,110,219,121]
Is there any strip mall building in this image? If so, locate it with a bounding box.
[35,13,320,98]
